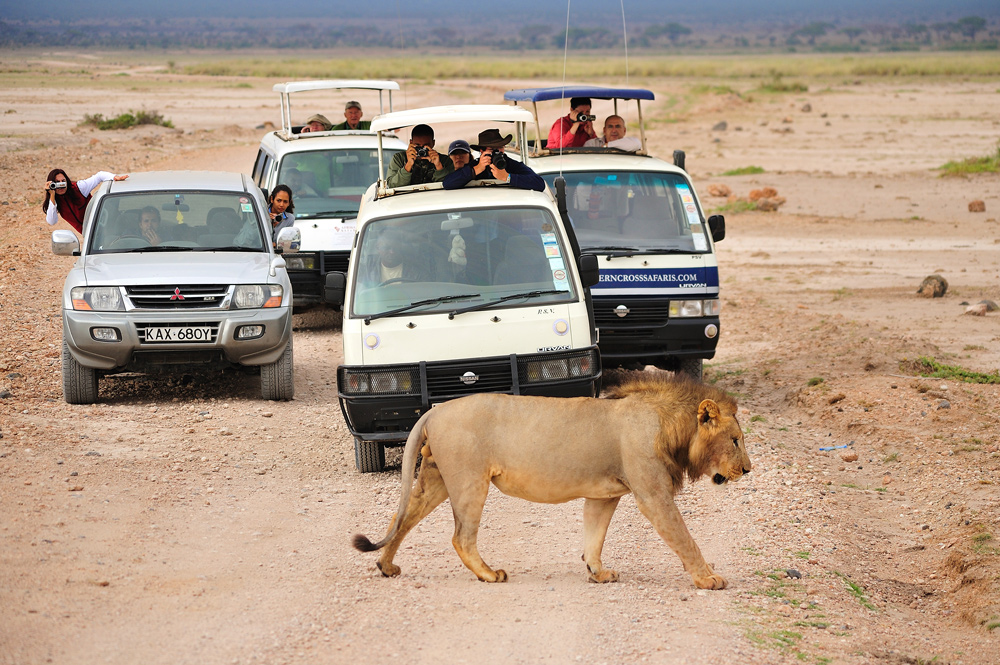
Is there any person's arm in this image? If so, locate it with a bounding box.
[505,160,546,192]
[385,151,413,188]
[547,117,571,149]
[76,171,127,197]
[430,153,454,182]
[45,197,59,226]
[442,163,476,190]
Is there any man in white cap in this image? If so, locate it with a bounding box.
[332,101,371,131]
[300,113,333,133]
[443,129,544,191]
[447,139,472,170]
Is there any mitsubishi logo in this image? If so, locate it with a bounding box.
[615,305,630,318]
[170,287,185,301]
[460,371,479,385]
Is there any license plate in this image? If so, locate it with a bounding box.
[144,326,212,343]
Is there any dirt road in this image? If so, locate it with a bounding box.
[2,61,999,664]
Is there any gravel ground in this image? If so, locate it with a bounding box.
[2,67,999,665]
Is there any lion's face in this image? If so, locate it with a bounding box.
[694,398,752,485]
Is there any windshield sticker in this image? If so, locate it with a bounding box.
[540,232,557,246]
[692,232,708,251]
[553,268,566,282]
[239,197,249,204]
[607,175,617,181]
[548,257,565,271]
[240,203,253,212]
[544,244,561,258]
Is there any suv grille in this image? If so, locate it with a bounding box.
[126,285,229,309]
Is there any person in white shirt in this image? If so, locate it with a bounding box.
[583,115,642,152]
[43,169,129,232]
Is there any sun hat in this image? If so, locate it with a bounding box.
[470,129,512,150]
[305,113,333,130]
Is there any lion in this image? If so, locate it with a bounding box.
[352,373,751,589]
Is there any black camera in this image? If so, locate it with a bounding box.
[415,145,429,158]
[491,151,507,171]
[576,113,596,123]
[48,181,68,191]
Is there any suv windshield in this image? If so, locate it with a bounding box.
[89,191,266,254]
[351,206,576,318]
[541,171,710,253]
[278,148,403,218]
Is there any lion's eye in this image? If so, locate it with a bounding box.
[733,437,739,448]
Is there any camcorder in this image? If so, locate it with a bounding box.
[482,148,507,171]
[48,181,68,191]
[576,113,596,123]
[415,145,429,158]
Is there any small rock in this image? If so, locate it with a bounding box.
[786,569,802,579]
[978,299,999,312]
[711,121,727,131]
[841,453,858,462]
[937,400,950,409]
[68,485,84,492]
[0,390,11,399]
[7,373,22,379]
[828,393,846,405]
[801,103,812,112]
[262,412,274,418]
[679,594,689,601]
[916,274,947,298]
[964,304,987,316]
[968,200,985,213]
[706,184,731,198]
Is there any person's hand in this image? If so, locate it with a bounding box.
[583,120,596,138]
[45,181,56,199]
[427,148,443,170]
[142,226,161,245]
[473,151,492,176]
[404,144,418,170]
[300,126,311,133]
[113,174,129,181]
[489,164,509,182]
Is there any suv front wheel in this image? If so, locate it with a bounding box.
[261,338,294,400]
[62,339,98,404]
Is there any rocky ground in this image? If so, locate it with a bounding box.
[1,59,999,664]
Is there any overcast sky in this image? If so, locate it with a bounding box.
[5,0,998,24]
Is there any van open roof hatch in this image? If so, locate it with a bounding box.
[272,80,400,138]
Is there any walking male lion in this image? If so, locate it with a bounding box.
[353,373,752,589]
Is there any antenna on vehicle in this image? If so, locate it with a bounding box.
[619,0,630,124]
[558,0,572,177]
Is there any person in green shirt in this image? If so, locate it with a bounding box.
[331,100,372,131]
[385,124,454,188]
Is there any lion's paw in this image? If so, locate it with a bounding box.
[376,560,401,578]
[481,569,508,583]
[587,569,619,584]
[693,573,727,590]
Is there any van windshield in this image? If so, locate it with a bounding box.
[541,171,711,253]
[88,191,266,253]
[351,206,576,318]
[277,149,403,218]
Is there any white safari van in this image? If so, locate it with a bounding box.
[326,105,602,472]
[504,86,725,379]
[252,80,407,310]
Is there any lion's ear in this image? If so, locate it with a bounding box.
[698,399,721,425]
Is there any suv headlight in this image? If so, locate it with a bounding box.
[285,253,317,270]
[669,299,720,318]
[71,286,124,311]
[233,285,283,309]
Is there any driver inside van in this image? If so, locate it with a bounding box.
[359,228,431,286]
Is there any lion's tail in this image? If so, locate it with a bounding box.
[350,410,433,553]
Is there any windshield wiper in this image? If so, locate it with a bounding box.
[364,293,480,324]
[581,245,639,253]
[607,247,692,258]
[448,289,567,320]
[192,246,261,252]
[297,210,359,219]
[115,245,193,253]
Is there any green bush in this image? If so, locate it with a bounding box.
[81,109,174,130]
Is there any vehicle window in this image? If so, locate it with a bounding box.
[252,149,268,185]
[88,191,266,253]
[351,206,576,318]
[541,171,710,253]
[277,149,403,219]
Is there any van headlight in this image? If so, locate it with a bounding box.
[338,367,418,396]
[233,285,283,309]
[520,350,599,384]
[71,286,124,311]
[669,299,720,318]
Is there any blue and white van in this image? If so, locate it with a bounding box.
[504,86,725,379]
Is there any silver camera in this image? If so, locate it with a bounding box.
[576,113,596,123]
[48,181,68,191]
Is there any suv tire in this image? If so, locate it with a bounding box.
[355,437,385,473]
[261,338,294,400]
[677,357,703,381]
[62,339,98,404]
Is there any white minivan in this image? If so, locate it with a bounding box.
[252,80,406,310]
[505,86,725,379]
[326,105,602,472]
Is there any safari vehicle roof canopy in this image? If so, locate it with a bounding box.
[503,85,654,157]
[370,104,535,198]
[273,79,400,138]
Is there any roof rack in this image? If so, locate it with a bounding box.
[503,85,654,156]
[272,80,400,137]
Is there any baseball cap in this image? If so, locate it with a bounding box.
[345,100,362,110]
[448,139,471,155]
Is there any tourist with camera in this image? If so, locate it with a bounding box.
[546,96,597,149]
[385,124,454,188]
[43,168,129,233]
[443,129,544,192]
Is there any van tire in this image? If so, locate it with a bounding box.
[355,437,385,473]
[677,357,703,381]
[261,339,294,401]
[62,339,98,404]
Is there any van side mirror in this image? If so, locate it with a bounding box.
[578,253,600,288]
[325,272,346,307]
[707,214,726,242]
[52,230,80,256]
[275,226,301,253]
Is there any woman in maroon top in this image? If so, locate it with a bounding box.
[43,168,129,233]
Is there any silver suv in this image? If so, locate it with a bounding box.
[52,171,295,403]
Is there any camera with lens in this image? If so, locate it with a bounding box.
[415,145,429,158]
[576,113,596,123]
[48,181,68,191]
[491,151,507,171]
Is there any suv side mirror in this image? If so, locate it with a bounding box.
[52,230,80,256]
[578,253,600,288]
[325,272,346,307]
[707,214,726,242]
[275,226,301,253]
